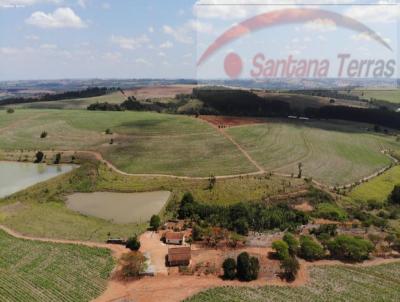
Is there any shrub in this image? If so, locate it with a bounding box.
[299,235,324,261]
[149,215,161,230]
[40,131,48,138]
[119,252,146,279]
[283,233,299,256]
[280,256,300,281]
[389,185,400,205]
[327,235,374,262]
[34,151,44,163]
[222,258,236,280]
[105,128,113,135]
[192,224,203,241]
[6,108,14,114]
[53,153,61,164]
[126,236,141,251]
[233,218,249,236]
[236,252,259,281]
[272,240,289,260]
[315,203,348,221]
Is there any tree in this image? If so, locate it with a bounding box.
[40,131,48,138]
[280,256,300,281]
[272,240,289,260]
[389,185,400,205]
[126,235,141,251]
[6,108,14,114]
[105,128,113,135]
[53,153,61,164]
[208,174,216,190]
[149,215,161,231]
[299,235,324,261]
[236,252,259,281]
[222,258,236,280]
[327,235,374,262]
[34,151,44,163]
[297,162,303,178]
[283,233,299,256]
[192,224,203,241]
[119,251,146,279]
[233,218,249,236]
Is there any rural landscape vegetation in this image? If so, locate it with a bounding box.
[1,1,400,302]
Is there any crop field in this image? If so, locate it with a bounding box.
[0,229,114,302]
[227,120,400,186]
[9,91,126,109]
[349,166,400,203]
[186,262,400,302]
[0,109,255,176]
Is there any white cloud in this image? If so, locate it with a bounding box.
[303,18,337,32]
[26,7,87,29]
[178,9,185,16]
[158,51,166,57]
[345,1,400,23]
[148,26,154,33]
[0,0,59,8]
[163,19,213,44]
[111,34,150,50]
[77,0,86,8]
[103,51,121,61]
[25,34,39,40]
[40,43,57,49]
[159,40,173,49]
[135,58,150,65]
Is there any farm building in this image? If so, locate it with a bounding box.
[167,247,191,267]
[165,231,185,245]
[163,220,185,231]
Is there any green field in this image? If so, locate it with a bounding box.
[0,109,255,176]
[349,166,400,203]
[0,229,114,302]
[345,89,400,104]
[227,120,400,186]
[9,91,126,109]
[186,262,400,302]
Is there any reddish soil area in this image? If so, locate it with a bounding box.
[123,85,196,100]
[200,115,267,127]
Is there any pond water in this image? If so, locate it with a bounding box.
[0,161,76,198]
[66,191,171,224]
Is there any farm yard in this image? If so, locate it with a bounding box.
[0,229,114,302]
[186,262,400,302]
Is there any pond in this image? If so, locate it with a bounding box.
[66,191,171,224]
[0,161,76,198]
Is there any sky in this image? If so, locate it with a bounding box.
[0,0,398,81]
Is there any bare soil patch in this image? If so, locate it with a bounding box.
[200,115,267,127]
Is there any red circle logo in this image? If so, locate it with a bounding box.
[224,52,242,79]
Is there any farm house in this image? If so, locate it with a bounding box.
[165,231,185,245]
[167,247,191,267]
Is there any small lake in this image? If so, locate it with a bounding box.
[66,191,171,224]
[0,161,76,198]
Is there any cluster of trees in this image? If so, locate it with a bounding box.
[178,193,308,235]
[1,87,113,105]
[119,251,146,279]
[222,252,259,281]
[272,233,300,281]
[87,102,123,111]
[274,230,374,265]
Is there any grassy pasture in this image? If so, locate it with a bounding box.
[9,91,126,109]
[227,120,400,186]
[343,89,400,104]
[0,163,306,241]
[0,109,255,176]
[349,166,400,203]
[0,229,114,302]
[186,262,400,302]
